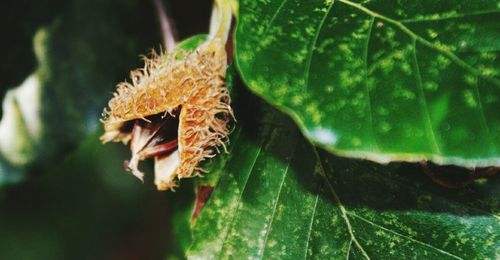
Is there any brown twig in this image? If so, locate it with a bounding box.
[153,0,176,51]
[420,161,498,188]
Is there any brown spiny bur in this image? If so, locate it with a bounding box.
[101,39,232,191]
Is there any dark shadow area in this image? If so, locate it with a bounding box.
[167,1,211,41]
[0,130,197,259]
[0,0,66,116]
[0,0,212,259]
[0,132,173,259]
[317,150,499,216]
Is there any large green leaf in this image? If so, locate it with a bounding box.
[235,0,500,167]
[187,93,499,259]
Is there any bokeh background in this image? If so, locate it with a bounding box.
[0,0,210,258]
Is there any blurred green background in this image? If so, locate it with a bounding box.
[0,0,210,258]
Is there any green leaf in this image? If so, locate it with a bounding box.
[176,34,208,50]
[187,93,499,259]
[234,0,500,167]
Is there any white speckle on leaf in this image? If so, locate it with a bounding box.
[310,128,338,145]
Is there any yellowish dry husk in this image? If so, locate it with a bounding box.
[101,38,232,190]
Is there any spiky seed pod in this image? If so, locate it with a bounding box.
[101,39,232,190]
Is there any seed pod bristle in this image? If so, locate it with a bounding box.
[101,39,232,190]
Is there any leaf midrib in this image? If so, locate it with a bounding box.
[337,0,500,87]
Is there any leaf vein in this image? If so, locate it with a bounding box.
[346,239,353,260]
[217,129,268,258]
[411,39,442,155]
[313,147,371,259]
[303,193,320,260]
[259,140,297,258]
[262,0,289,39]
[348,213,463,259]
[337,0,500,87]
[472,77,498,154]
[303,0,335,92]
[363,16,380,152]
[400,9,500,23]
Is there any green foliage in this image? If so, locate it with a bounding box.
[188,90,500,259]
[235,0,500,167]
[0,0,498,259]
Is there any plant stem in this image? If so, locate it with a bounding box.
[153,0,176,51]
[209,0,232,42]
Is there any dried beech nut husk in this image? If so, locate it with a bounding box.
[100,39,232,191]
